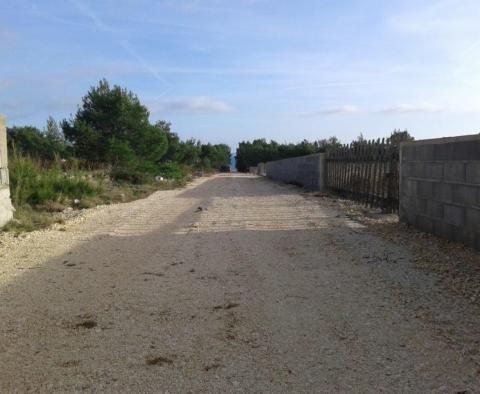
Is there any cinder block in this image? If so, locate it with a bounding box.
[402,162,425,178]
[466,162,480,185]
[399,205,416,224]
[402,197,425,214]
[402,163,413,177]
[400,177,417,197]
[417,181,434,199]
[466,207,480,230]
[444,204,465,227]
[434,183,453,203]
[444,162,465,183]
[452,184,478,206]
[0,186,13,227]
[434,220,453,240]
[401,146,414,161]
[410,162,425,178]
[0,118,8,169]
[266,153,325,191]
[435,140,480,161]
[452,226,476,248]
[416,214,435,233]
[434,143,454,161]
[426,200,444,219]
[0,168,8,185]
[424,163,444,180]
[403,145,435,161]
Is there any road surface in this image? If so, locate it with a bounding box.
[0,174,479,393]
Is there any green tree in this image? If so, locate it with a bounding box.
[387,129,414,146]
[61,79,168,167]
[7,126,52,159]
[44,116,69,158]
[200,143,231,170]
[317,136,342,153]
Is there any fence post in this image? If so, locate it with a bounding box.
[317,153,326,192]
[0,116,14,227]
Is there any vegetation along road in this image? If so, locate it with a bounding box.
[1,174,479,393]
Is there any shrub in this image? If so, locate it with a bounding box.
[110,167,151,184]
[9,151,97,207]
[157,162,185,182]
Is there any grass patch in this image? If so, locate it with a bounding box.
[3,153,191,234]
[3,206,64,234]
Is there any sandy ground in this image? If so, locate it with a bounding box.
[0,173,479,393]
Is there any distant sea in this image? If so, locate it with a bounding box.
[230,155,237,172]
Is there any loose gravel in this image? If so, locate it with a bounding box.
[0,174,479,393]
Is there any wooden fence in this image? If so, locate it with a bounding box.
[325,139,399,212]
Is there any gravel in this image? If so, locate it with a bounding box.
[0,174,479,393]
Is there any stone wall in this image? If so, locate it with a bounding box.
[265,153,326,191]
[400,135,480,250]
[0,116,14,227]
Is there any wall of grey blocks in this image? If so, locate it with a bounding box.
[400,135,480,250]
[265,153,326,191]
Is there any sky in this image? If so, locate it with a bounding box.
[1,0,480,149]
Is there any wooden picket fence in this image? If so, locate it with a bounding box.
[325,139,399,213]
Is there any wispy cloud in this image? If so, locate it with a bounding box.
[150,96,233,114]
[304,105,360,117]
[70,0,169,89]
[304,103,480,117]
[378,104,443,114]
[0,97,79,123]
[380,104,480,115]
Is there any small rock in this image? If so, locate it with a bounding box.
[145,356,173,366]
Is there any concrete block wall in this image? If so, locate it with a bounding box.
[400,135,480,250]
[0,116,14,227]
[265,153,326,191]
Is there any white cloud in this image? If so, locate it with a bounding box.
[304,105,360,117]
[378,103,480,115]
[303,103,480,118]
[150,96,233,114]
[378,104,444,114]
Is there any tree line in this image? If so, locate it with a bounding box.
[7,79,231,183]
[235,131,413,172]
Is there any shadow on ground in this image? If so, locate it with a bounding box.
[1,175,479,392]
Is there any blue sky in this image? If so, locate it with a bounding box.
[1,0,479,148]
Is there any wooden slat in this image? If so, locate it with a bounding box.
[325,138,399,213]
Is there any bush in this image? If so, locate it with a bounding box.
[110,167,152,184]
[219,164,231,172]
[9,152,97,207]
[157,162,185,182]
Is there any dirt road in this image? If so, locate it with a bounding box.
[1,174,479,393]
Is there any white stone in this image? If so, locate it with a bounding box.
[0,186,14,228]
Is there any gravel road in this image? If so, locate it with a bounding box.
[1,174,479,393]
